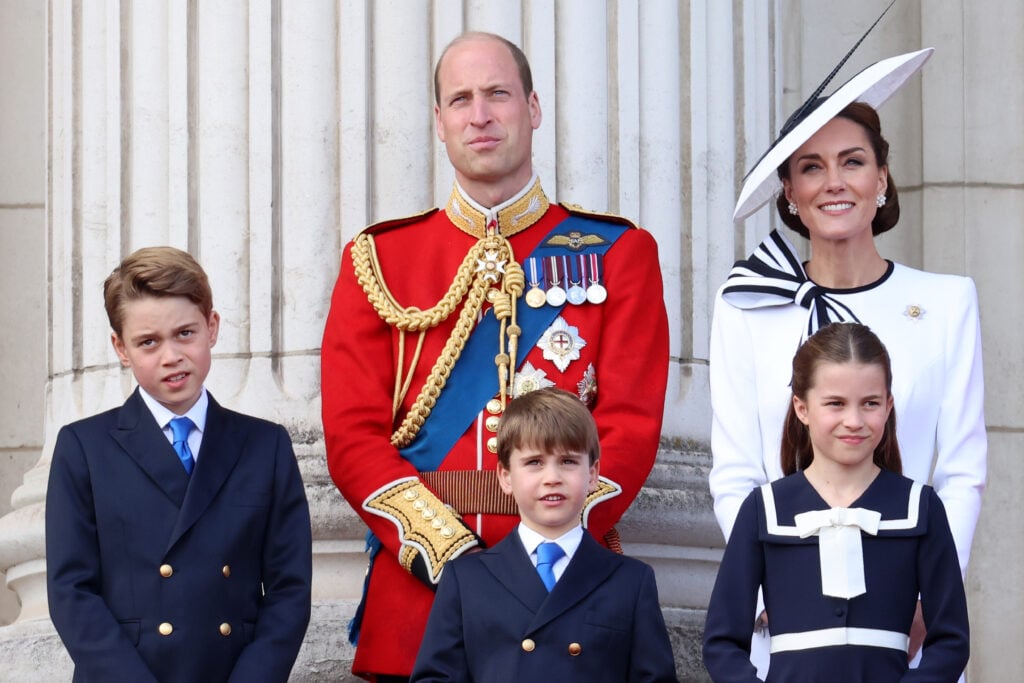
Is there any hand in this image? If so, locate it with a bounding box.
[754,610,769,636]
[908,600,925,661]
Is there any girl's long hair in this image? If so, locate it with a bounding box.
[780,323,902,475]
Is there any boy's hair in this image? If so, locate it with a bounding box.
[781,322,902,475]
[497,387,599,468]
[103,246,214,337]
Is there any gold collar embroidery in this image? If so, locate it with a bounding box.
[445,178,550,238]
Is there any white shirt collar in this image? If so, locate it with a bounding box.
[139,386,209,434]
[517,523,584,561]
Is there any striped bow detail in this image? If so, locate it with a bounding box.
[721,230,860,340]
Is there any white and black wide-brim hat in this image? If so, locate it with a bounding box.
[732,0,934,223]
[733,48,932,222]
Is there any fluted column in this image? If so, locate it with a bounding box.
[0,1,119,677]
[0,2,734,680]
[919,3,1024,679]
[0,0,46,630]
[0,1,354,679]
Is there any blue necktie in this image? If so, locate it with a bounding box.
[169,416,195,475]
[536,542,564,592]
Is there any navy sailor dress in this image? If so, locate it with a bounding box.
[703,469,969,682]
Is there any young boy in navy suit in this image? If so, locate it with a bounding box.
[411,387,678,682]
[46,247,312,683]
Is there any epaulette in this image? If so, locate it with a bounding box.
[559,202,638,230]
[357,208,440,237]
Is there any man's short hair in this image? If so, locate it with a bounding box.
[433,31,534,105]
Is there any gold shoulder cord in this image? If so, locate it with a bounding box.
[351,231,525,449]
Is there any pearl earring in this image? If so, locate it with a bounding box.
[876,194,886,208]
[788,202,799,216]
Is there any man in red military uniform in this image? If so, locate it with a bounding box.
[321,31,669,681]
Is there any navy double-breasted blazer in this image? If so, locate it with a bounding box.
[46,389,312,683]
[411,530,678,682]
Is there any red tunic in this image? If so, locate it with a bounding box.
[321,181,668,677]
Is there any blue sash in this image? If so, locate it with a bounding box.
[399,215,627,470]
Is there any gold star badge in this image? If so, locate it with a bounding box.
[902,304,925,321]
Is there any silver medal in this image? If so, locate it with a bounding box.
[567,285,587,305]
[546,286,567,307]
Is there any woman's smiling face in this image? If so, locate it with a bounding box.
[783,116,888,246]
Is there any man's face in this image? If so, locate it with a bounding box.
[434,36,542,206]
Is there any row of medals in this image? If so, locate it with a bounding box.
[522,255,607,309]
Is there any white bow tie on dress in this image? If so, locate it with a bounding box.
[794,507,882,599]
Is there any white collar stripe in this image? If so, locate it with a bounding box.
[761,483,802,537]
[877,482,922,530]
[760,480,923,535]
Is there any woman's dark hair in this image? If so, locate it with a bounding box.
[775,101,901,238]
[780,322,901,475]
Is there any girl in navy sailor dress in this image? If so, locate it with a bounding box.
[703,323,969,682]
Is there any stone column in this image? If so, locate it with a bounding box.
[919,3,1024,679]
[0,1,359,679]
[0,1,113,677]
[0,1,736,680]
[0,0,46,631]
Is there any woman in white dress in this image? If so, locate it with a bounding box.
[708,48,986,678]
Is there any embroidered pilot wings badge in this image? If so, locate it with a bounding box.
[542,231,610,252]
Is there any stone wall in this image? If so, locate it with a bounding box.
[0,1,1020,680]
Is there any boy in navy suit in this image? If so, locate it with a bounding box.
[46,247,312,682]
[411,387,678,682]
